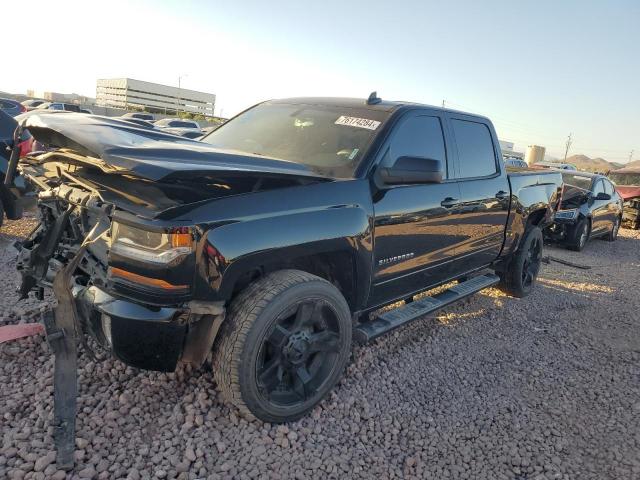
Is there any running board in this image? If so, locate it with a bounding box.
[354,273,500,343]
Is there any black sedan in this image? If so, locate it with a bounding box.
[546,172,623,251]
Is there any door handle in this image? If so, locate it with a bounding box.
[495,190,509,200]
[440,197,459,208]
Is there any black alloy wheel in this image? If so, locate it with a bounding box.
[521,234,542,289]
[213,270,352,423]
[498,225,543,298]
[256,299,341,407]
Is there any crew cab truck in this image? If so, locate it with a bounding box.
[7,97,562,469]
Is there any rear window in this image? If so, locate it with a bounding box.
[451,119,497,178]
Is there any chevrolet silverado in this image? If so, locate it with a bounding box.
[6,95,563,468]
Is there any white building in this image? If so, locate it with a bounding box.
[499,140,525,160]
[26,90,95,105]
[96,78,215,116]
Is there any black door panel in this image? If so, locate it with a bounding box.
[369,111,460,307]
[448,117,510,272]
[370,182,463,305]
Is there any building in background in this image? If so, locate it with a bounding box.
[525,145,546,165]
[26,90,95,105]
[96,78,215,116]
[499,140,525,160]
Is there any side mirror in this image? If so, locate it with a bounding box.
[378,156,443,185]
[595,192,611,201]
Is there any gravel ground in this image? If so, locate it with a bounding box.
[1,217,639,480]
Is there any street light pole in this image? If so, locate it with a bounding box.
[177,74,188,116]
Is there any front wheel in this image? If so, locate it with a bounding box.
[213,270,352,423]
[567,218,590,251]
[606,216,620,241]
[498,226,543,298]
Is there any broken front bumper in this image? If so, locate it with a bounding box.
[75,286,187,372]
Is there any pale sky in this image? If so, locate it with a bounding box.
[3,0,639,161]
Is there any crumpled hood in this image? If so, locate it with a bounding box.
[20,112,324,182]
[615,185,640,201]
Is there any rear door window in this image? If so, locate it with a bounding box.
[451,119,498,178]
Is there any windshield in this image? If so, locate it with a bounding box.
[609,172,640,186]
[562,173,593,191]
[200,102,389,178]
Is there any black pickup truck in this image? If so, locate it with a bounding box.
[7,96,562,467]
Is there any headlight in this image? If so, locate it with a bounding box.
[110,222,193,264]
[555,209,578,220]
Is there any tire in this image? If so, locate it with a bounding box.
[212,269,352,423]
[567,218,590,251]
[498,226,543,298]
[606,216,620,242]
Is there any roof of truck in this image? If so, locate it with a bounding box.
[268,97,491,120]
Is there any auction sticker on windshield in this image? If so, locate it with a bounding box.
[335,116,381,130]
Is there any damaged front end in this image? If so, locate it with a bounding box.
[16,170,226,469]
[9,112,328,469]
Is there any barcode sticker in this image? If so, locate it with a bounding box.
[335,116,381,130]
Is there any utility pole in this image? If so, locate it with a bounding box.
[177,74,188,115]
[563,133,573,162]
[629,150,634,163]
[442,99,446,108]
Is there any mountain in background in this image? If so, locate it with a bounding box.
[621,159,640,169]
[562,154,624,172]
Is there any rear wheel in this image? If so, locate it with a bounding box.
[567,218,590,251]
[213,270,352,423]
[498,226,543,298]
[606,216,620,241]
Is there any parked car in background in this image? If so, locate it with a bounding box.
[21,99,47,111]
[154,118,200,130]
[608,166,640,229]
[167,127,204,139]
[0,98,27,117]
[504,158,528,169]
[545,172,623,251]
[79,108,94,114]
[200,125,221,136]
[0,110,34,226]
[41,102,82,113]
[122,112,155,122]
[119,117,157,129]
[531,161,577,171]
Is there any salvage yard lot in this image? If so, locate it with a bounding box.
[1,217,639,480]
